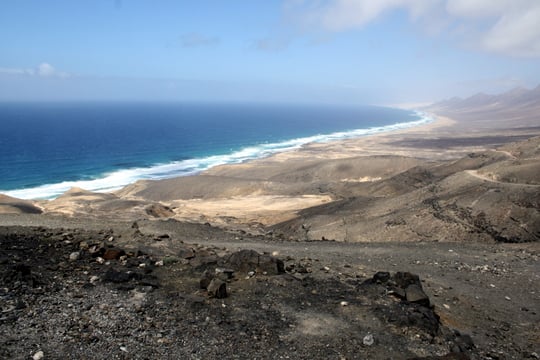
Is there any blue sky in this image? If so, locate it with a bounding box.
[1,0,539,105]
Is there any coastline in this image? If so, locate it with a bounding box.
[1,108,434,200]
[4,108,539,228]
[206,112,455,170]
[109,110,539,229]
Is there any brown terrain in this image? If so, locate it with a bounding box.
[1,87,539,359]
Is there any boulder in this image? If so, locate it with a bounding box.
[226,249,284,275]
[207,279,227,298]
[103,248,126,260]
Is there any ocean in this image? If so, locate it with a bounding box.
[0,102,432,200]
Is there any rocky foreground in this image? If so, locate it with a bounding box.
[1,221,538,359]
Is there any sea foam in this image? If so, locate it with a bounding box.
[2,111,433,200]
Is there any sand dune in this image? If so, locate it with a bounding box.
[0,194,43,214]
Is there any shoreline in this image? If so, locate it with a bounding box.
[3,107,537,205]
[1,109,435,201]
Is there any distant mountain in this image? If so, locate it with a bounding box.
[425,85,540,129]
[428,85,540,112]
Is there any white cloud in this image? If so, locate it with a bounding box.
[0,63,70,78]
[480,3,540,57]
[37,63,56,76]
[286,0,540,57]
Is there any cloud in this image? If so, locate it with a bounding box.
[285,0,540,57]
[0,63,70,78]
[178,33,220,48]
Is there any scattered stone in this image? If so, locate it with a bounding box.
[103,248,126,260]
[68,252,80,262]
[96,257,105,264]
[207,279,227,299]
[32,351,44,360]
[363,334,374,346]
[340,301,349,306]
[215,267,235,279]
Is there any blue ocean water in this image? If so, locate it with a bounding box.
[0,102,432,199]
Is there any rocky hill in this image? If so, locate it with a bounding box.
[271,136,540,243]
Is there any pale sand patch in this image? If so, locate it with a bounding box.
[340,176,382,183]
[168,194,333,226]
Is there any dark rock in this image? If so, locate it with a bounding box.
[215,267,235,279]
[373,271,391,284]
[394,272,421,288]
[145,204,175,218]
[154,234,170,241]
[226,249,284,275]
[452,330,475,352]
[88,245,106,257]
[102,268,139,283]
[139,274,160,288]
[207,279,227,298]
[102,248,125,260]
[178,247,196,259]
[405,284,430,306]
[380,303,440,336]
[199,270,214,290]
[390,286,406,299]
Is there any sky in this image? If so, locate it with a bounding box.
[0,0,539,105]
